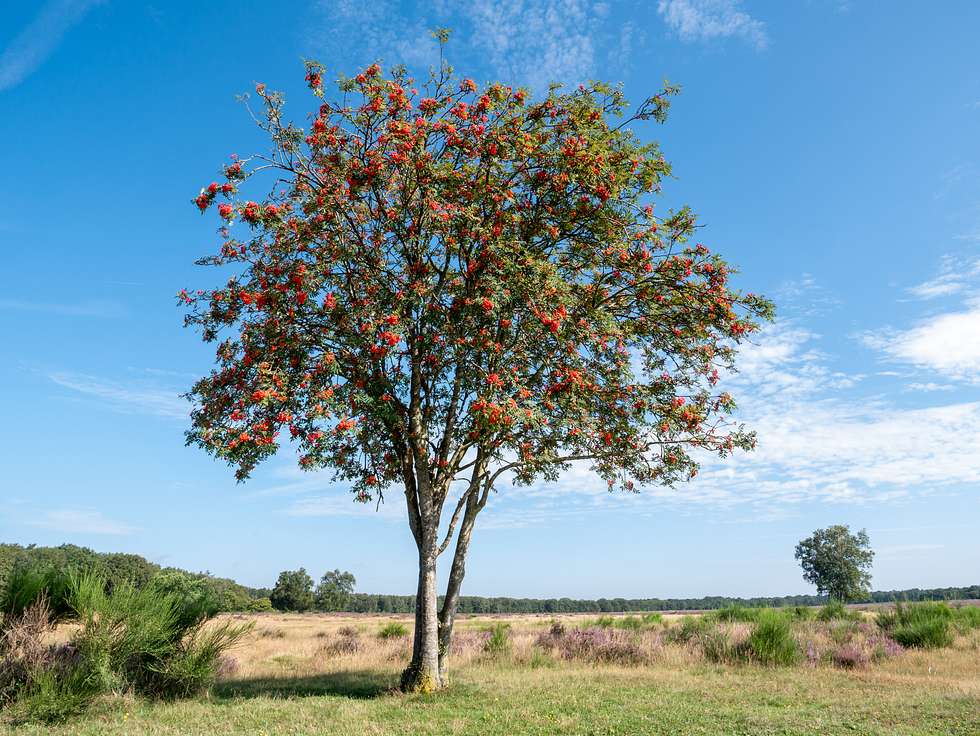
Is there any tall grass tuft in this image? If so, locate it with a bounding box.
[747,612,800,666]
[378,622,409,639]
[483,622,511,656]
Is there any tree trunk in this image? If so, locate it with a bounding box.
[437,491,480,681]
[400,549,442,692]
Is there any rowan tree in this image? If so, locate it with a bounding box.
[181,49,773,691]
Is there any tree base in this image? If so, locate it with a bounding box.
[399,662,442,693]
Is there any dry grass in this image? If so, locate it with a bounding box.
[4,611,978,735]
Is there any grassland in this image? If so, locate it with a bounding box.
[5,611,979,736]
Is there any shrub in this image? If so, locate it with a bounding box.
[378,622,409,639]
[700,628,745,664]
[0,570,250,723]
[483,622,511,656]
[592,613,663,631]
[891,618,952,648]
[317,634,361,657]
[246,597,273,612]
[712,604,761,623]
[952,605,980,633]
[551,628,647,665]
[0,567,72,623]
[816,601,859,622]
[258,627,286,639]
[337,625,360,639]
[663,615,711,644]
[789,606,814,621]
[881,602,953,649]
[747,613,800,666]
[830,642,869,668]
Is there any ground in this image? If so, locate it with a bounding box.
[5,612,978,735]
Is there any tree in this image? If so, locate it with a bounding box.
[269,568,315,612]
[315,569,356,611]
[182,48,772,691]
[795,525,874,602]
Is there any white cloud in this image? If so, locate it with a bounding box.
[657,0,768,50]
[31,509,136,536]
[907,256,980,299]
[863,300,980,384]
[0,0,105,92]
[905,382,954,392]
[474,320,980,528]
[48,372,189,419]
[458,0,604,91]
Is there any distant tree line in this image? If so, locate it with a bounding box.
[339,586,980,614]
[3,543,975,614]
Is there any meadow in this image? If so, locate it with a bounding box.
[5,605,978,736]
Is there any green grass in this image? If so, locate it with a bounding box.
[2,661,977,736]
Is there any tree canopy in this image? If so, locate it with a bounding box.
[316,569,357,611]
[269,568,315,612]
[795,525,874,603]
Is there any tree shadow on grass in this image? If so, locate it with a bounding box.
[213,669,395,701]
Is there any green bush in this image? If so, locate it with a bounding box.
[247,597,273,612]
[788,605,814,621]
[483,622,511,655]
[816,601,859,622]
[952,605,980,633]
[0,567,72,623]
[747,612,800,666]
[378,622,409,639]
[881,602,953,649]
[701,628,745,664]
[712,604,761,623]
[664,615,712,644]
[0,570,250,723]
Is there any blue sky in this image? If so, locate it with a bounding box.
[1,0,978,599]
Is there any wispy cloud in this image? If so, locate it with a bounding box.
[311,1,633,94]
[0,0,105,92]
[657,0,768,50]
[31,509,136,536]
[0,299,121,318]
[48,371,189,419]
[473,320,980,529]
[906,255,980,299]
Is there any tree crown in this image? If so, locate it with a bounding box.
[182,56,773,507]
[794,525,874,602]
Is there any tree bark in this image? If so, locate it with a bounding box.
[437,491,479,680]
[400,548,442,692]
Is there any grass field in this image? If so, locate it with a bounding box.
[4,611,979,736]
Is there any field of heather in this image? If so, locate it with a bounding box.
[6,608,978,736]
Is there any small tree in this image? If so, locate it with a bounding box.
[315,569,357,611]
[182,49,772,691]
[269,568,315,612]
[795,525,874,603]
